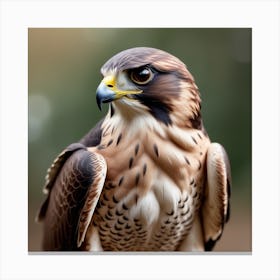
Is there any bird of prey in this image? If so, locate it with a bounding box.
[37,47,231,251]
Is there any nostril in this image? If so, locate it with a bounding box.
[107,84,113,88]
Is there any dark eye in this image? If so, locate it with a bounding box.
[130,67,154,85]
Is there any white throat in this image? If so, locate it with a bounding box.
[105,101,167,139]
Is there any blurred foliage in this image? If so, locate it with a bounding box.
[28,28,251,251]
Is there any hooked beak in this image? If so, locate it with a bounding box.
[96,75,142,110]
[96,82,116,110]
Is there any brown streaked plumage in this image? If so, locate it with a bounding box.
[37,47,231,251]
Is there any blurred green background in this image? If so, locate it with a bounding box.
[28,28,251,252]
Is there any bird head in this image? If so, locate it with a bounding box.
[96,47,201,128]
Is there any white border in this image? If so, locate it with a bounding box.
[0,1,279,279]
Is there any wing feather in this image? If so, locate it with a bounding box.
[77,152,107,247]
[202,143,231,251]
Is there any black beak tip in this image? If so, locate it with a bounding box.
[96,96,102,111]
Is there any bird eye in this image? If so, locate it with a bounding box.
[130,67,154,85]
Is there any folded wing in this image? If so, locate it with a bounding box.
[202,143,231,251]
[37,143,107,251]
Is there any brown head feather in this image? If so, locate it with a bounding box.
[101,47,193,80]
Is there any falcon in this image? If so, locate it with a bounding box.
[37,47,231,251]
